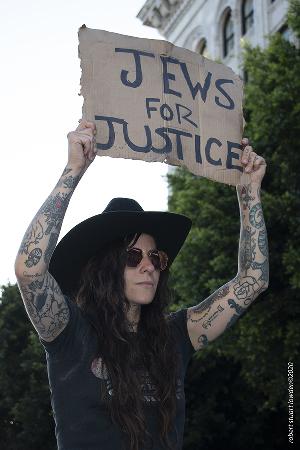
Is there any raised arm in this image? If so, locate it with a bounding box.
[15,120,97,341]
[187,139,269,351]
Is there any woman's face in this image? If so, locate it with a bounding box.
[124,233,160,305]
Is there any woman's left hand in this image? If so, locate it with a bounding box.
[241,138,267,184]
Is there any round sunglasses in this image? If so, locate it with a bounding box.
[126,247,168,271]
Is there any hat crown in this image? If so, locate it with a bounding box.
[103,198,144,213]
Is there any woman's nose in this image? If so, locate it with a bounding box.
[140,255,155,272]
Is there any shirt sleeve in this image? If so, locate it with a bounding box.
[168,308,196,368]
[39,296,88,356]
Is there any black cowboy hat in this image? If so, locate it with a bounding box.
[49,197,192,296]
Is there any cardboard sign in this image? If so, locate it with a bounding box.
[79,25,248,186]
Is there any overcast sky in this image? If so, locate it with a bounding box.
[0,0,168,286]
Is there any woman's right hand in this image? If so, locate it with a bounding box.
[67,119,97,172]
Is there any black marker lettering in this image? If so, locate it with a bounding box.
[145,98,160,119]
[215,79,235,110]
[226,141,243,171]
[160,104,174,121]
[205,137,222,166]
[123,122,152,153]
[180,62,212,102]
[95,115,124,150]
[195,134,202,163]
[166,128,192,160]
[151,128,172,154]
[115,48,155,88]
[161,56,182,98]
[175,103,198,127]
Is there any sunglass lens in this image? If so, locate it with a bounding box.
[149,252,161,270]
[126,249,142,267]
[126,248,168,271]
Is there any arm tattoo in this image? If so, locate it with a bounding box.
[224,298,246,330]
[41,191,72,235]
[17,166,82,276]
[237,183,269,288]
[19,220,44,255]
[202,305,225,329]
[187,184,269,350]
[187,283,231,322]
[44,232,59,265]
[56,168,81,189]
[25,248,42,267]
[198,334,209,348]
[20,272,69,340]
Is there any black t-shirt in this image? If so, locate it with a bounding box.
[40,297,196,450]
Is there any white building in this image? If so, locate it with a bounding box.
[137,0,291,76]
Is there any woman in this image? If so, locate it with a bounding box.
[14,120,268,450]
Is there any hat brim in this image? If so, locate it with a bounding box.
[49,210,192,296]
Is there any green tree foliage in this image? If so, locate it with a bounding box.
[288,0,300,38]
[0,284,55,450]
[168,3,300,449]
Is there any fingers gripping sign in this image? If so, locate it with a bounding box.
[241,138,267,185]
[67,119,97,172]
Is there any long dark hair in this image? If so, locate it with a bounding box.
[75,234,180,450]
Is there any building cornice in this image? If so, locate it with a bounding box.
[137,0,198,38]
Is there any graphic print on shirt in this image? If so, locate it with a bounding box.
[91,356,184,403]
